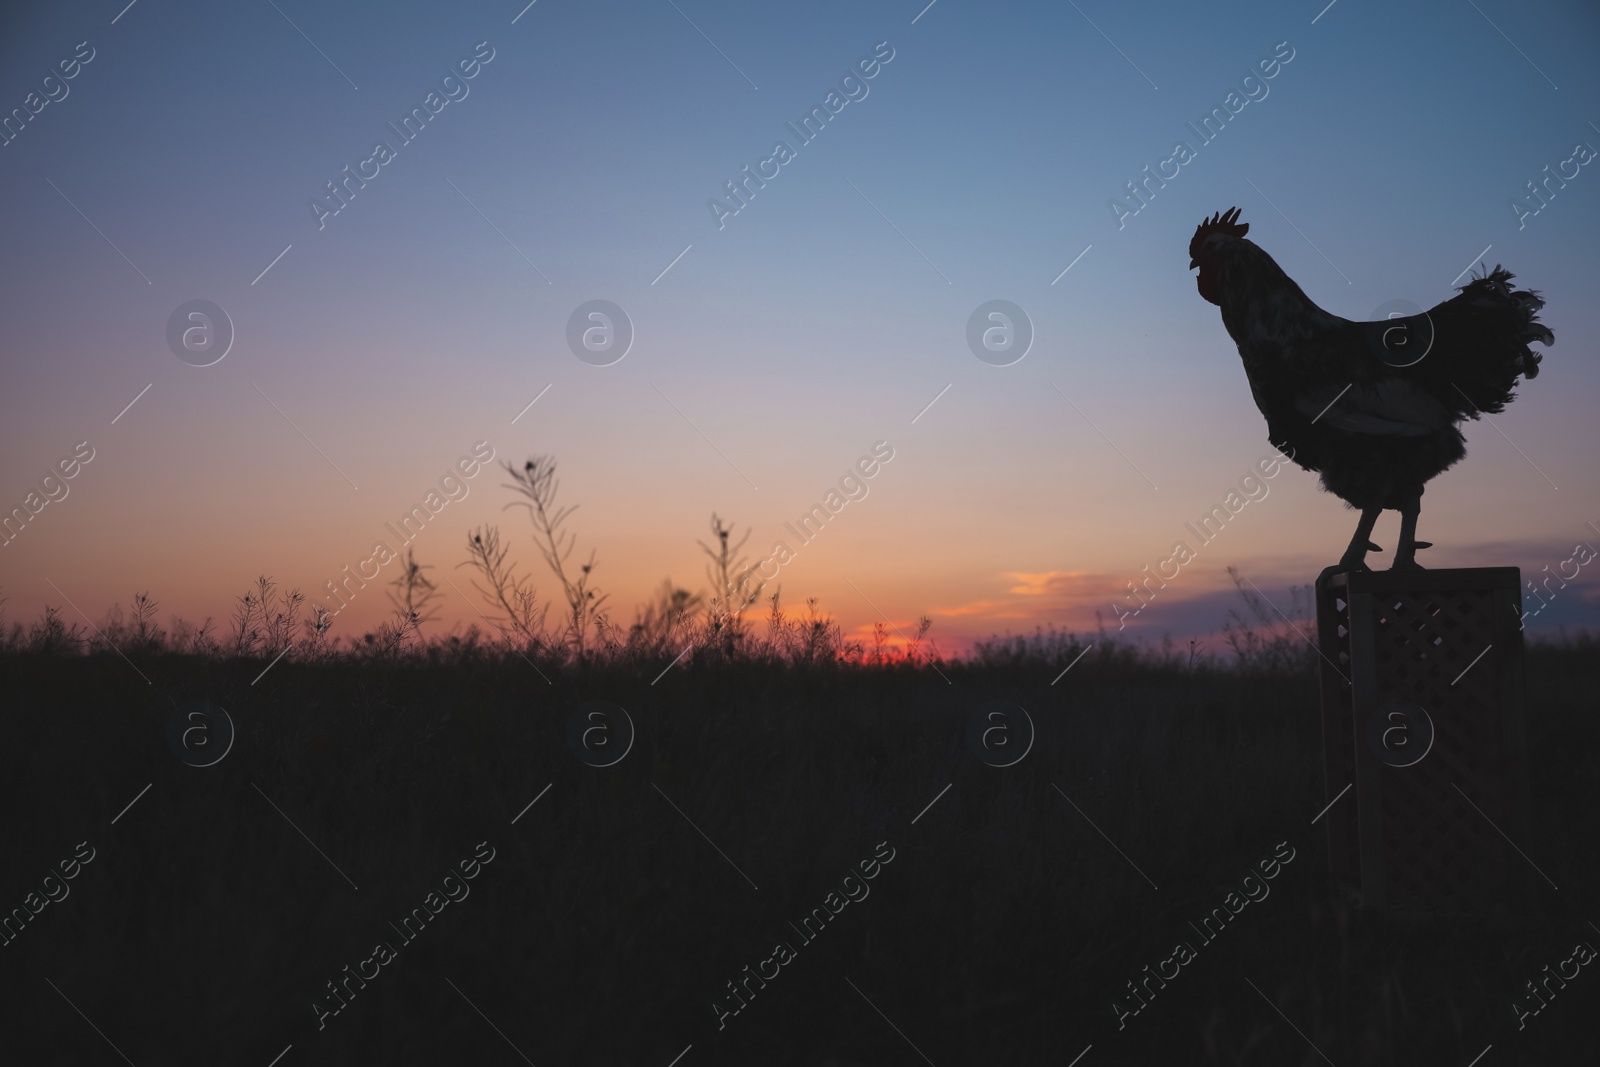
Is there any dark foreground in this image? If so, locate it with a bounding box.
[3,643,1595,1066]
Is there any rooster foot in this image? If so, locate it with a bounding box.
[1390,541,1430,571]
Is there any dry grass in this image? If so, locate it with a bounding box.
[2,618,1593,1064]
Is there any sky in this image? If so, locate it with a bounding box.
[2,0,1597,654]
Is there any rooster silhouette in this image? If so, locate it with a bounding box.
[1189,207,1553,573]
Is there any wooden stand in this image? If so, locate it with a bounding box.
[1314,567,1531,914]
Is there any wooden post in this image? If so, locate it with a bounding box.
[1314,567,1531,915]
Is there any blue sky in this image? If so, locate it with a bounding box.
[2,0,1596,648]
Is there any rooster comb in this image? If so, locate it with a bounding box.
[1189,207,1248,259]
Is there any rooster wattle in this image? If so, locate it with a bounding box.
[1189,207,1553,572]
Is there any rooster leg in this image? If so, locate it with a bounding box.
[1392,494,1426,571]
[1337,506,1382,571]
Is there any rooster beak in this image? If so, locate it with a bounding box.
[1188,258,1198,270]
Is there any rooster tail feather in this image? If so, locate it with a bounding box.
[1510,286,1553,377]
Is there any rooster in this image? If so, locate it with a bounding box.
[1188,207,1553,572]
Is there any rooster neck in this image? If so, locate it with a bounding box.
[1213,239,1348,354]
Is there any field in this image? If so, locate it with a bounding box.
[3,597,1595,1067]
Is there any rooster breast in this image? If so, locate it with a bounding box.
[1245,334,1470,511]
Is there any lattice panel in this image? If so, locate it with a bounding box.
[1315,580,1360,887]
[1315,568,1530,915]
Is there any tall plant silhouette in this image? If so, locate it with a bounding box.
[1219,565,1314,672]
[229,576,302,656]
[387,547,442,633]
[503,456,608,656]
[461,523,548,649]
[699,513,763,655]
